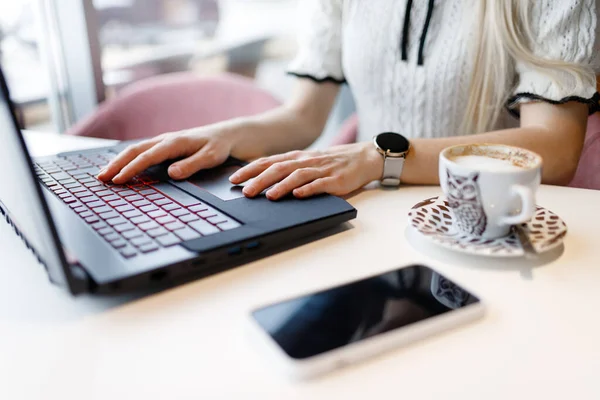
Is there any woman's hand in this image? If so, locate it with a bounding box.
[97,125,236,184]
[229,142,383,200]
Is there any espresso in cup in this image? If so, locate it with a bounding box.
[439,144,542,239]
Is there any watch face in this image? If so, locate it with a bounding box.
[376,132,410,154]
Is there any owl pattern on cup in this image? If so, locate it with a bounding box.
[445,169,487,236]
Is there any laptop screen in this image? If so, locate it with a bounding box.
[0,68,71,290]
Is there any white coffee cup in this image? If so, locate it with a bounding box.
[439,144,542,239]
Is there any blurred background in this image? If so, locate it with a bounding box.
[0,0,304,131]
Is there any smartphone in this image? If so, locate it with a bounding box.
[248,264,484,379]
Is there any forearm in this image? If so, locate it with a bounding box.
[403,125,583,186]
[222,80,340,161]
[223,106,323,160]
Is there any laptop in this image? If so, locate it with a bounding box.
[0,66,356,295]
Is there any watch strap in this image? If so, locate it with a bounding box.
[381,155,405,187]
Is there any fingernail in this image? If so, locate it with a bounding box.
[267,189,278,199]
[169,166,181,179]
[229,173,239,182]
[243,187,255,197]
[112,174,123,183]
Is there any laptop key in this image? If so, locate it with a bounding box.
[58,192,71,199]
[164,221,185,231]
[110,239,128,249]
[179,214,199,223]
[162,203,180,212]
[99,210,119,220]
[84,181,101,188]
[140,204,158,213]
[92,205,112,214]
[115,204,134,213]
[174,227,201,241]
[189,220,220,236]
[147,210,167,219]
[198,209,218,219]
[114,222,135,233]
[138,221,160,231]
[170,209,189,217]
[96,190,113,197]
[64,182,82,189]
[130,215,151,225]
[124,194,143,202]
[80,196,100,204]
[105,232,121,242]
[74,206,87,213]
[156,215,176,225]
[108,199,127,207]
[207,214,228,225]
[80,210,93,218]
[138,189,157,196]
[156,233,181,247]
[103,195,120,202]
[98,227,115,236]
[85,216,100,224]
[69,186,88,194]
[131,236,152,247]
[131,199,151,207]
[123,209,143,219]
[217,220,242,231]
[91,221,108,230]
[50,172,70,180]
[146,194,164,201]
[154,198,171,206]
[118,190,137,197]
[72,174,88,180]
[69,202,83,209]
[87,201,106,209]
[122,228,143,239]
[188,204,208,213]
[139,243,159,253]
[120,246,138,258]
[74,190,93,198]
[106,216,128,226]
[89,186,106,193]
[147,227,168,238]
[63,197,77,204]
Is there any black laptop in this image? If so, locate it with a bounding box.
[0,66,356,295]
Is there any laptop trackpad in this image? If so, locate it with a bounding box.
[187,165,247,201]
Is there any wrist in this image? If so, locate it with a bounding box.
[361,142,385,182]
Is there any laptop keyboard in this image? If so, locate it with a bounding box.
[33,150,241,259]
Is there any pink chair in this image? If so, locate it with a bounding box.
[66,72,282,141]
[333,112,600,190]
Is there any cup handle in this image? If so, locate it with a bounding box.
[498,185,535,226]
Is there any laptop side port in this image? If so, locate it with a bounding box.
[149,270,168,282]
[227,246,243,256]
[245,241,261,251]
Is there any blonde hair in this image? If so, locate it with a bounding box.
[463,0,595,134]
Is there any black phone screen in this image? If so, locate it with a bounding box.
[251,265,480,360]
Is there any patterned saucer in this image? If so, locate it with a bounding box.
[408,196,567,257]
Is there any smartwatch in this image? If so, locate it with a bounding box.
[373,132,410,187]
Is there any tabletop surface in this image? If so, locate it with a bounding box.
[1,132,599,400]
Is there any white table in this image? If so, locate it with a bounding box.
[1,132,600,400]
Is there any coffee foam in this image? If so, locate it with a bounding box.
[449,155,524,171]
[446,145,539,169]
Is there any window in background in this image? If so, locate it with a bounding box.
[1,0,300,133]
[95,0,299,101]
[0,0,52,130]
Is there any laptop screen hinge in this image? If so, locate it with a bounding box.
[68,263,95,294]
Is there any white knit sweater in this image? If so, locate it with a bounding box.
[288,0,600,142]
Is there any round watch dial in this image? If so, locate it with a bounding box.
[375,132,410,154]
